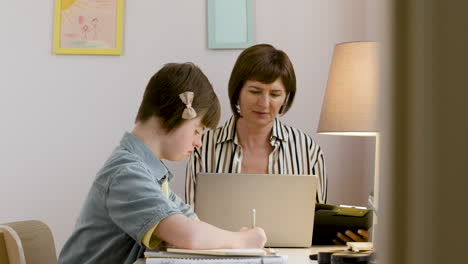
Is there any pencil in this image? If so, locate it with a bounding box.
[252,208,256,228]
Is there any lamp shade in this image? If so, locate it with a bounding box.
[317,42,378,136]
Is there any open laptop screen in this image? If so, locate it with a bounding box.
[194,173,318,247]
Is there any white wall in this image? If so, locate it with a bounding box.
[0,0,370,253]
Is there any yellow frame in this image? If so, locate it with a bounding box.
[53,0,124,55]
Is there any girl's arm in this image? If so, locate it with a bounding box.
[154,214,266,249]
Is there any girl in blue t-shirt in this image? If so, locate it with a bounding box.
[58,63,267,264]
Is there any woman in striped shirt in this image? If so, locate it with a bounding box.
[185,44,327,207]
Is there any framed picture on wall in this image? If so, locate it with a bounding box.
[207,0,254,49]
[53,0,124,55]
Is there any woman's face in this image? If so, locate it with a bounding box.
[238,78,287,126]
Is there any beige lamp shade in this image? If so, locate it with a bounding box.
[317,41,378,136]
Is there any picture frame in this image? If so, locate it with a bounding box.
[207,0,254,49]
[53,0,124,55]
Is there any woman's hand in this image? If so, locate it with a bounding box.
[332,229,369,245]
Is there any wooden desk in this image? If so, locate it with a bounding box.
[134,246,347,264]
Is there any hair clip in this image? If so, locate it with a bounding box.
[179,92,197,119]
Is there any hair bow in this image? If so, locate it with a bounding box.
[179,91,197,120]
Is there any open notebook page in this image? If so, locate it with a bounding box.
[166,248,276,256]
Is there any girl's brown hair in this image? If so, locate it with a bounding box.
[136,63,220,132]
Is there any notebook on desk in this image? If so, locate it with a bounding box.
[144,248,287,263]
[145,248,276,258]
[194,173,318,247]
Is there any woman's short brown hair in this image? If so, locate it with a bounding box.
[228,44,296,119]
[136,62,220,132]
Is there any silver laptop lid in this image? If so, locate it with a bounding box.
[195,173,318,247]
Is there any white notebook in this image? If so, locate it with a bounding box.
[144,248,286,264]
[145,257,287,264]
[145,248,275,258]
[167,248,275,256]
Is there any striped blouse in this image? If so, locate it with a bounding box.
[185,116,328,206]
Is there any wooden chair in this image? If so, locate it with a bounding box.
[0,220,57,264]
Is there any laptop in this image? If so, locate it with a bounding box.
[194,173,318,247]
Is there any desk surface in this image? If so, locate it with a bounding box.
[134,246,347,264]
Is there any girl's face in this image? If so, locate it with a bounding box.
[238,78,287,127]
[161,117,204,161]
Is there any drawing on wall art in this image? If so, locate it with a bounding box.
[53,0,124,55]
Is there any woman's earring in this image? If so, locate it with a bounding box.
[236,104,241,114]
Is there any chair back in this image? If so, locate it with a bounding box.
[0,220,57,264]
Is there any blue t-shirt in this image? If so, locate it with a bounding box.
[58,132,196,264]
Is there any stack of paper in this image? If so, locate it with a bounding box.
[144,248,287,264]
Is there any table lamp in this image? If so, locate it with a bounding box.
[317,41,379,239]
